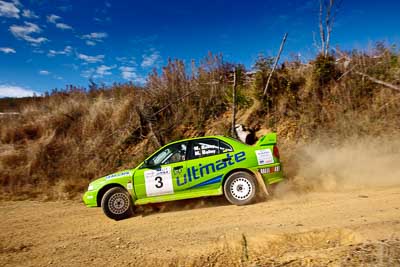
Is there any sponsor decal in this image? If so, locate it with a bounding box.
[255,149,274,165]
[258,165,280,174]
[105,171,131,180]
[176,152,246,187]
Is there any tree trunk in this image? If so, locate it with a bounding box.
[355,71,400,92]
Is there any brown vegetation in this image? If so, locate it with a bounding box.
[0,44,399,200]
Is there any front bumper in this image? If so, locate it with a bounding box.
[82,190,98,207]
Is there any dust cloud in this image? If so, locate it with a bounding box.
[275,135,400,196]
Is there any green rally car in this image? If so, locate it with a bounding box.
[83,133,283,220]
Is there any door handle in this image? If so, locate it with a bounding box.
[221,158,229,162]
[173,166,183,170]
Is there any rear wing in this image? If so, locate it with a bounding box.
[255,133,277,147]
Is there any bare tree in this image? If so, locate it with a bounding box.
[318,0,341,56]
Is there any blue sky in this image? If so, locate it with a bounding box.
[0,0,399,97]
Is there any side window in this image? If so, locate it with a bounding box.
[148,142,187,166]
[190,139,220,159]
[219,140,233,153]
[189,139,233,159]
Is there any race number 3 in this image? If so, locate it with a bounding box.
[144,166,174,196]
[154,177,163,188]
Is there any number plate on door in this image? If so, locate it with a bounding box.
[144,166,174,196]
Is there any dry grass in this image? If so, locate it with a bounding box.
[135,229,400,266]
[0,46,399,199]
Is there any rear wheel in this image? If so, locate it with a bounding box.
[101,187,133,220]
[224,171,257,205]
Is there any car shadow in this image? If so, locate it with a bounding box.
[134,196,231,217]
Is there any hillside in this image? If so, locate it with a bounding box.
[0,45,400,200]
[0,97,42,113]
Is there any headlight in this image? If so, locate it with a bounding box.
[88,184,94,191]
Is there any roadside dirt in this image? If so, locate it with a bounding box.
[1,185,400,266]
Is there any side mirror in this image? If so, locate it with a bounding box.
[142,159,157,168]
[142,159,161,169]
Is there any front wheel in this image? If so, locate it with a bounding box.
[101,187,133,220]
[224,171,257,205]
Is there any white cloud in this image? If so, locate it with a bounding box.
[47,14,60,23]
[120,66,135,80]
[119,66,146,84]
[22,9,39,19]
[116,57,127,62]
[39,70,50,75]
[0,0,20,18]
[0,84,40,98]
[116,56,136,65]
[81,65,115,79]
[96,64,115,77]
[47,14,73,30]
[48,45,72,57]
[93,14,111,24]
[78,53,104,63]
[81,32,107,46]
[82,32,108,40]
[9,22,48,45]
[55,22,72,30]
[0,47,16,54]
[85,40,96,46]
[141,49,161,68]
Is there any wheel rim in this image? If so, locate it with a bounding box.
[108,193,130,215]
[230,177,253,200]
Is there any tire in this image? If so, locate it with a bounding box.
[101,187,133,220]
[223,171,257,205]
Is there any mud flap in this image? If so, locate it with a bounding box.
[255,172,269,201]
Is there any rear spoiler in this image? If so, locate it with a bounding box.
[255,133,277,146]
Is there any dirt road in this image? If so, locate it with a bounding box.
[1,185,400,266]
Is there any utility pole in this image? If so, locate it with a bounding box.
[231,68,237,138]
[263,33,288,96]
